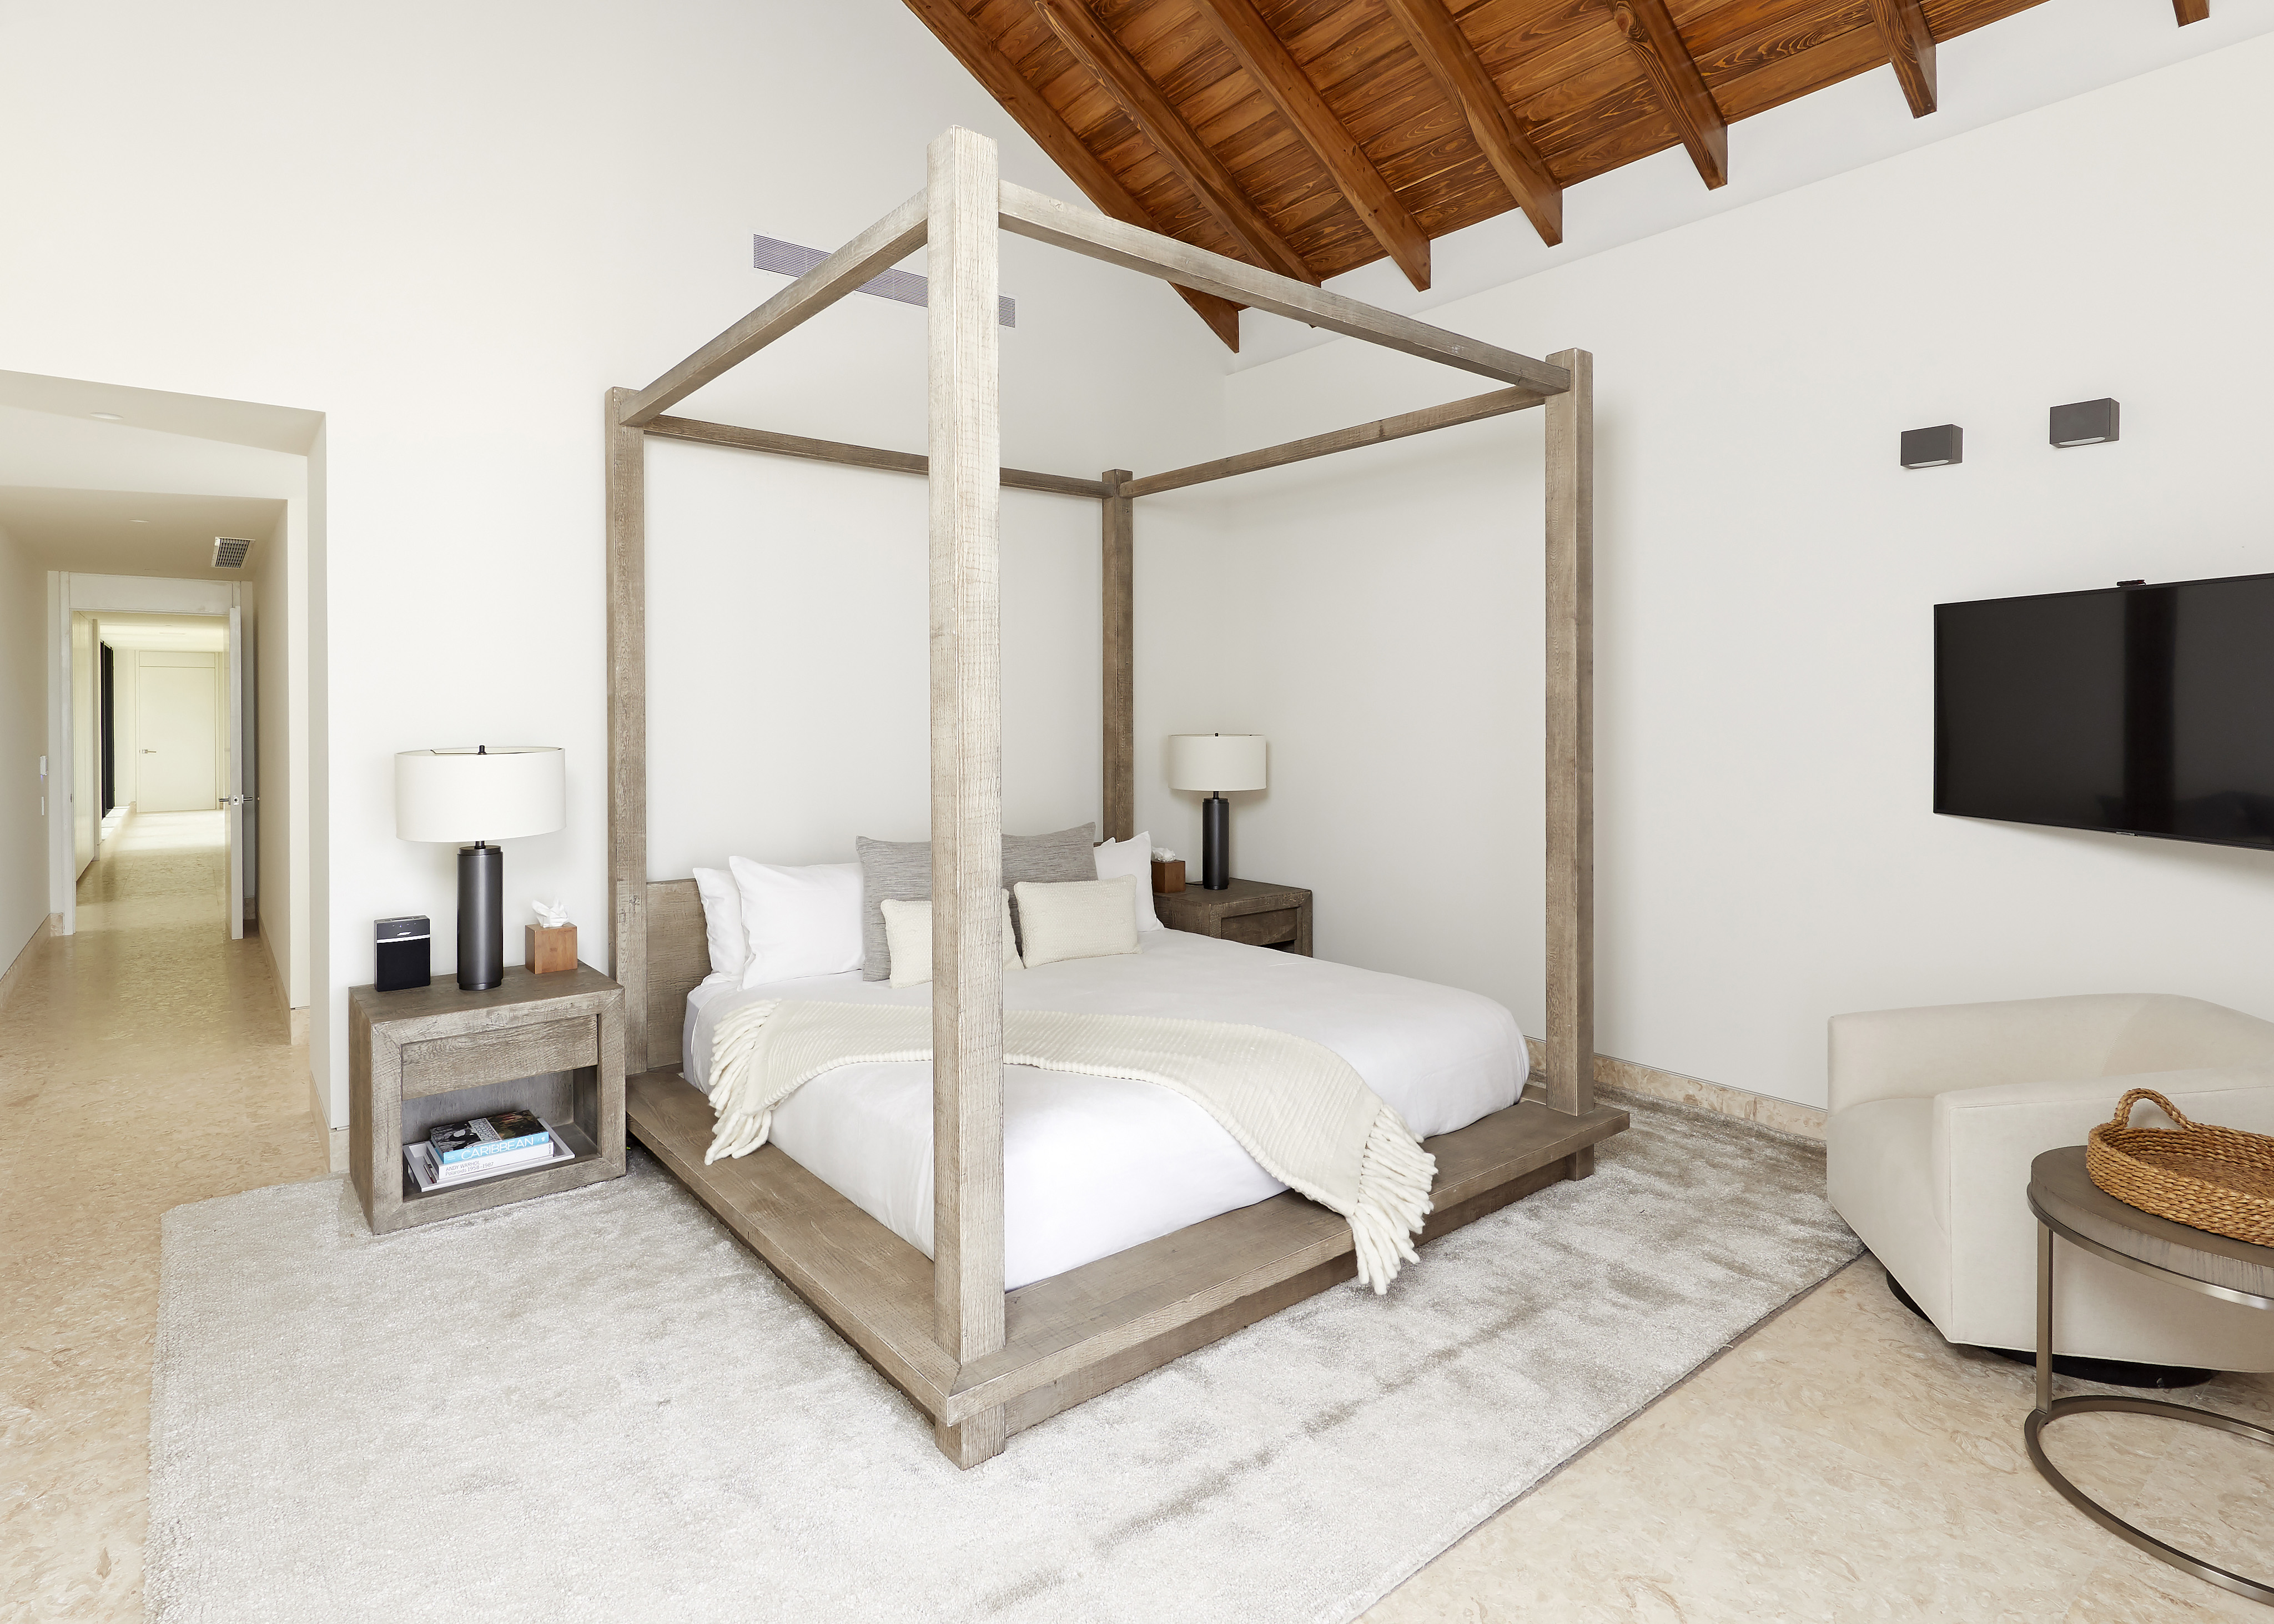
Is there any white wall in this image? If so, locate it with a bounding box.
[254,505,300,998]
[1141,35,2274,1109]
[0,520,46,969]
[0,0,1227,1124]
[70,615,95,873]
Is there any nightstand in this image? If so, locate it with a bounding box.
[1154,877,1312,956]
[349,964,627,1235]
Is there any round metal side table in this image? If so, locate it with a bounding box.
[2025,1145,2274,1606]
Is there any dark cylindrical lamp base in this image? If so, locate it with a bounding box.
[1201,796,1230,890]
[457,843,505,991]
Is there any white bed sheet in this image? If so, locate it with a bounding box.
[680,929,1523,1289]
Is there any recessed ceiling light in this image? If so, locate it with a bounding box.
[90,411,124,421]
[128,519,149,525]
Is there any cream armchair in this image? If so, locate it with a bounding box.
[1827,993,2274,1372]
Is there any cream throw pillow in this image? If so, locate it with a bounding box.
[878,892,1022,989]
[1013,876,1140,969]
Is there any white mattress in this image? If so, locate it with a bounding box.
[681,930,1523,1289]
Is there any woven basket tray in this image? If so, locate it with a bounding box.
[2086,1088,2274,1247]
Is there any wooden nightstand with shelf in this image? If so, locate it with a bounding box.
[1153,878,1312,956]
[349,964,626,1235]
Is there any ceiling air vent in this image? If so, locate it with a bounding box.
[212,537,253,569]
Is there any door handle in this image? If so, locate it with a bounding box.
[142,748,157,753]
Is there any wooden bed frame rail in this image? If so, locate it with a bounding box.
[607,128,1614,1467]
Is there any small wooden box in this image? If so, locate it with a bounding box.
[526,923,578,973]
[1151,859,1186,894]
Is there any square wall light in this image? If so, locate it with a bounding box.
[2051,398,2120,448]
[1900,424,1963,469]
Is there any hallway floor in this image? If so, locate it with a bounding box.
[5,817,2273,1621]
[2,811,324,1621]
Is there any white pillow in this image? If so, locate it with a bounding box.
[878,892,1022,989]
[727,857,865,987]
[1013,876,1139,969]
[1092,834,1164,932]
[692,866,747,981]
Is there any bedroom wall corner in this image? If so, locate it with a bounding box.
[1153,32,2274,1110]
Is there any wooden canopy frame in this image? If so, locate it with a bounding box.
[606,127,1625,1469]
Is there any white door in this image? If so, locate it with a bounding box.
[227,604,245,939]
[138,666,219,812]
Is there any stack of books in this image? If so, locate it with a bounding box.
[404,1108,566,1193]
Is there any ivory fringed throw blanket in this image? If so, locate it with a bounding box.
[704,1000,1438,1291]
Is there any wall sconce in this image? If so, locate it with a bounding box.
[2050,398,2120,448]
[1900,424,1963,469]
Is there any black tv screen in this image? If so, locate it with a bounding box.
[1935,572,2274,851]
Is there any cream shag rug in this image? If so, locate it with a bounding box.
[148,1094,1857,1623]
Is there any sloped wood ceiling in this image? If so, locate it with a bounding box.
[903,0,2210,348]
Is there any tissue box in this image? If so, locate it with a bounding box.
[526,923,577,974]
[1150,859,1186,894]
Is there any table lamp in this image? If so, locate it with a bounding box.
[396,746,566,991]
[1167,734,1266,891]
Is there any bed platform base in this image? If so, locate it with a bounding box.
[628,1068,1625,1462]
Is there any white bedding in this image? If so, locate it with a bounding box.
[681,929,1523,1289]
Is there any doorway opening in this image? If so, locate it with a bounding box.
[77,610,244,937]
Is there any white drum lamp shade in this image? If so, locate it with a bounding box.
[1167,735,1265,891]
[396,746,566,842]
[395,746,566,993]
[1167,734,1266,793]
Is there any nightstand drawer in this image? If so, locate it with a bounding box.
[1221,908,1299,948]
[400,1015,598,1099]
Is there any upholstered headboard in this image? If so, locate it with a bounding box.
[643,878,711,1071]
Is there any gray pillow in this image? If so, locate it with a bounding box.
[855,823,1096,981]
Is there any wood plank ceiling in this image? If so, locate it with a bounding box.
[903,0,2211,348]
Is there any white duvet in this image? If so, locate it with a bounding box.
[681,929,1523,1290]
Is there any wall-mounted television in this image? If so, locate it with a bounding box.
[1935,572,2274,852]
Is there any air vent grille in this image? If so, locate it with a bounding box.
[753,235,1015,328]
[212,537,252,569]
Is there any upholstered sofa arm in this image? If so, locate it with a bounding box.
[1931,1064,2274,1304]
[1827,996,2144,1115]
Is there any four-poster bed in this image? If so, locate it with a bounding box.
[605,127,1626,1467]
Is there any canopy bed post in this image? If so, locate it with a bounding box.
[1101,470,1135,842]
[605,386,650,1065]
[611,143,1627,1469]
[926,126,1010,1466]
[1543,347,1596,1151]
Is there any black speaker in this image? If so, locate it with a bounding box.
[375,916,431,992]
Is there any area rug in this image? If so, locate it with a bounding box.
[148,1093,1859,1623]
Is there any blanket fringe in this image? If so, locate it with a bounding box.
[704,1000,783,1163]
[1348,1107,1437,1294]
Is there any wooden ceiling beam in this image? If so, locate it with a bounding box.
[1381,0,1563,248]
[1190,0,1434,290]
[1610,0,1728,190]
[2174,0,2208,21]
[1030,0,1319,285]
[999,181,1569,390]
[899,0,1245,350]
[1867,0,1938,117]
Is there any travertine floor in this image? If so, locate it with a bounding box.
[5,816,2272,1622]
[1367,1245,2274,1621]
[2,812,326,1622]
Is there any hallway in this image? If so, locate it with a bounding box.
[1,810,325,1621]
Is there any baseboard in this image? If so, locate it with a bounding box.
[0,916,47,1010]
[259,922,310,1045]
[1523,1036,1827,1142]
[308,1073,346,1174]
